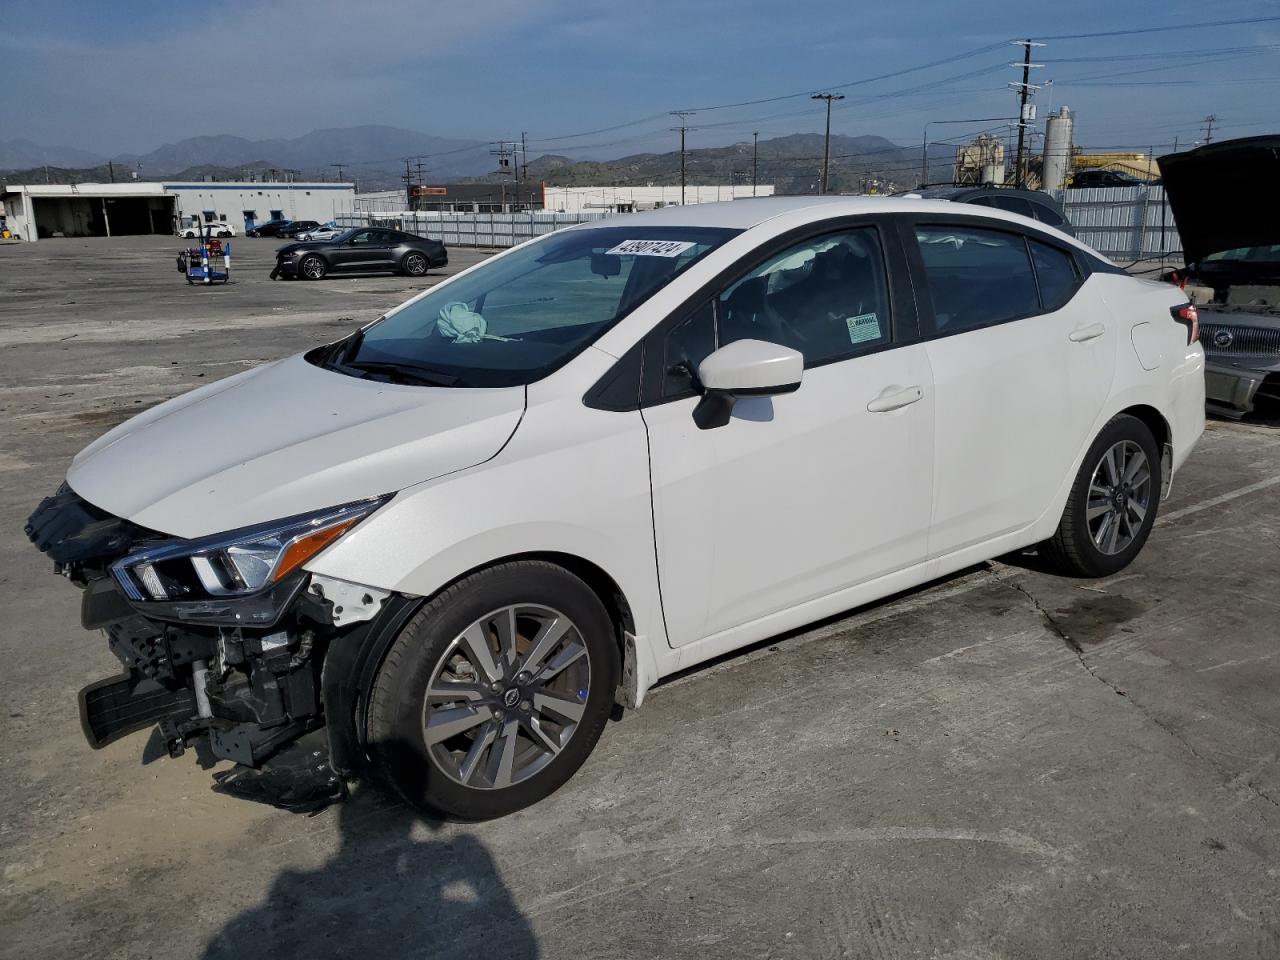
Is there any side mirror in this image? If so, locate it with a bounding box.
[693,339,803,430]
[590,253,621,278]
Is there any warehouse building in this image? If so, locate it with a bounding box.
[543,184,773,213]
[0,181,355,241]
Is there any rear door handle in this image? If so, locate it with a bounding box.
[866,385,924,413]
[1069,322,1106,342]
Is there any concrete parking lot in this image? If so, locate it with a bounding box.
[2,236,1280,960]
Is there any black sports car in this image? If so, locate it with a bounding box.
[272,228,449,280]
[246,219,294,238]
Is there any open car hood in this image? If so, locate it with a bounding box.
[1158,136,1280,266]
[66,354,524,539]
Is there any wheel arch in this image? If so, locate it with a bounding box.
[1117,403,1170,451]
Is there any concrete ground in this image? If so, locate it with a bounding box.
[2,236,1280,960]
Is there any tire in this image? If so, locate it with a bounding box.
[217,230,231,238]
[367,561,619,820]
[401,251,429,277]
[1042,414,1162,577]
[298,254,327,280]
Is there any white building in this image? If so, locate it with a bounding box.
[0,181,355,241]
[542,184,774,214]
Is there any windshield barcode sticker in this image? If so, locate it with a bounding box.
[845,312,882,345]
[605,239,696,258]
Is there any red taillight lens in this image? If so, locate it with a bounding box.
[1171,302,1199,345]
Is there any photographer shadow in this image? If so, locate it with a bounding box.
[202,786,539,960]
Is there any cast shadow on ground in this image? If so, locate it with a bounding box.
[201,772,539,959]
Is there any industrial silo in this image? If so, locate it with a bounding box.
[1042,106,1074,191]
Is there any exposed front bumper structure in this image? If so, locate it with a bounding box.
[26,484,415,811]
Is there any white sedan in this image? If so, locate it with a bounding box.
[295,223,344,241]
[180,221,235,238]
[28,196,1204,819]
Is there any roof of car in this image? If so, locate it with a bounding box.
[565,193,1098,257]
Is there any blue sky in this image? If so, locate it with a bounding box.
[2,0,1277,159]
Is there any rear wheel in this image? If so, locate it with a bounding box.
[401,252,429,277]
[367,561,618,819]
[1042,414,1161,577]
[299,254,327,280]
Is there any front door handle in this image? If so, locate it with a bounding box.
[867,385,924,413]
[1069,322,1106,342]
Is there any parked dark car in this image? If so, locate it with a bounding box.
[277,220,321,239]
[910,185,1074,235]
[1158,135,1280,418]
[272,227,448,280]
[246,219,294,238]
[1070,169,1150,188]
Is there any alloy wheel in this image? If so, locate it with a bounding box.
[301,257,324,279]
[1086,440,1152,555]
[422,604,591,790]
[405,253,427,275]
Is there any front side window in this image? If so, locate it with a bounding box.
[329,226,736,387]
[914,226,1039,333]
[718,227,891,367]
[661,301,716,399]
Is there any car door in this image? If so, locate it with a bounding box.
[337,229,383,270]
[903,217,1115,558]
[640,222,935,647]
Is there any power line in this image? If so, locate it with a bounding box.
[1038,13,1280,41]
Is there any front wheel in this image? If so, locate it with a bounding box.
[367,561,619,819]
[401,251,429,277]
[298,254,327,280]
[1042,414,1161,577]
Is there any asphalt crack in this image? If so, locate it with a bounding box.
[987,562,1280,812]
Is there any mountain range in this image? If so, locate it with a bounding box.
[0,126,492,183]
[1,127,957,194]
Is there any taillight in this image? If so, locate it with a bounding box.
[1171,302,1199,345]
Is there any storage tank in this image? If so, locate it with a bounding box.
[1042,106,1074,191]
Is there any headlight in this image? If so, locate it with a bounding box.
[112,496,390,605]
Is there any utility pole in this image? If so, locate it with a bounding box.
[521,131,529,209]
[1009,39,1045,188]
[402,159,413,210]
[108,161,115,183]
[811,93,845,195]
[752,131,759,197]
[490,141,517,211]
[1201,115,1217,144]
[670,112,694,205]
[330,162,346,183]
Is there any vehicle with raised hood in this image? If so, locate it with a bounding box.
[1158,135,1280,417]
[26,196,1204,819]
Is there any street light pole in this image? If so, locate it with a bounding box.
[811,93,844,195]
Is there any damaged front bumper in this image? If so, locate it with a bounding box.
[26,484,418,810]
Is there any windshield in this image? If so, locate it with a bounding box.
[1203,245,1280,265]
[321,225,738,387]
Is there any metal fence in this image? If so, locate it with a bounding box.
[1054,185,1181,263]
[339,190,1184,264]
[335,211,610,248]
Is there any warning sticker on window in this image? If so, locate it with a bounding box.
[845,312,882,345]
[605,239,697,258]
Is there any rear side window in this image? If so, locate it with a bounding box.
[989,195,1035,218]
[1030,240,1079,312]
[914,226,1039,333]
[1031,203,1066,228]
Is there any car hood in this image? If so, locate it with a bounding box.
[276,240,333,255]
[1157,136,1280,266]
[67,353,525,539]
